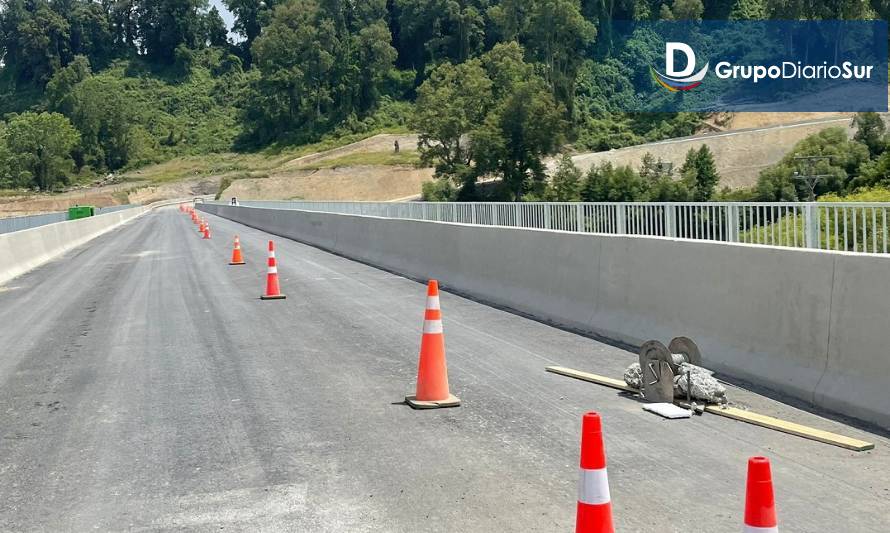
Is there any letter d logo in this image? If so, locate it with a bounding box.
[666,42,696,77]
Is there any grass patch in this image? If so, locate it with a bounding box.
[295,150,420,170]
[122,128,411,185]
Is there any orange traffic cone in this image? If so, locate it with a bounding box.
[405,280,460,409]
[203,225,211,239]
[229,235,245,265]
[260,240,286,300]
[575,412,614,533]
[744,457,778,532]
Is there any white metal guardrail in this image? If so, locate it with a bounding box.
[0,205,138,235]
[211,200,890,254]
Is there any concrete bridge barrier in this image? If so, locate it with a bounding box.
[200,203,890,429]
[0,200,185,286]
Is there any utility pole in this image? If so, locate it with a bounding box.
[793,156,832,201]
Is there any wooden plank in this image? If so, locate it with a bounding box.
[546,365,876,452]
[545,366,636,393]
[704,405,875,452]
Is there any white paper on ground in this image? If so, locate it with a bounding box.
[642,402,692,419]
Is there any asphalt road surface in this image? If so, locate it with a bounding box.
[1,207,888,532]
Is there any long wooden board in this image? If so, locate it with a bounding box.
[546,365,875,452]
[545,366,636,392]
[704,405,875,452]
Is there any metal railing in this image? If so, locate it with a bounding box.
[0,204,138,235]
[209,200,890,254]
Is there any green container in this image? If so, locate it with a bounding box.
[67,205,96,220]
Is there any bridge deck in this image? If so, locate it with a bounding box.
[0,207,887,531]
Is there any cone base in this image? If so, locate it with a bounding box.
[260,294,287,300]
[405,394,460,409]
[229,261,246,265]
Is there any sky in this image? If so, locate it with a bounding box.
[209,0,238,37]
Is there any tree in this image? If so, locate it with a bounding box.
[136,0,206,63]
[670,0,705,19]
[473,77,566,200]
[393,0,488,74]
[0,126,13,189]
[414,43,567,200]
[639,152,692,201]
[853,112,886,159]
[756,127,869,200]
[729,0,766,19]
[3,112,80,190]
[204,6,230,48]
[679,145,719,201]
[413,58,493,188]
[69,76,141,171]
[548,155,582,201]
[491,0,596,114]
[581,162,645,202]
[0,0,71,84]
[225,0,279,65]
[246,0,395,142]
[46,56,92,116]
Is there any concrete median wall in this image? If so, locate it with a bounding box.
[0,206,149,286]
[200,204,890,429]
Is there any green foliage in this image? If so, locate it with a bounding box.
[0,112,80,190]
[422,179,458,201]
[415,42,566,200]
[679,145,719,201]
[670,0,705,20]
[754,127,869,201]
[580,151,694,202]
[244,0,397,145]
[729,0,766,19]
[295,151,420,170]
[3,0,886,203]
[414,56,494,187]
[547,155,583,201]
[582,162,645,202]
[852,112,886,159]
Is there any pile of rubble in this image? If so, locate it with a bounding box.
[623,337,727,404]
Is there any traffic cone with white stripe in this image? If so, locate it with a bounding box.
[405,280,459,409]
[576,412,614,533]
[229,235,245,265]
[744,457,778,532]
[260,240,286,300]
[203,225,211,239]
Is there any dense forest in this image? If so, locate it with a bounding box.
[0,0,888,200]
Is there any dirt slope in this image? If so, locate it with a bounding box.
[219,133,429,201]
[565,114,857,189]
